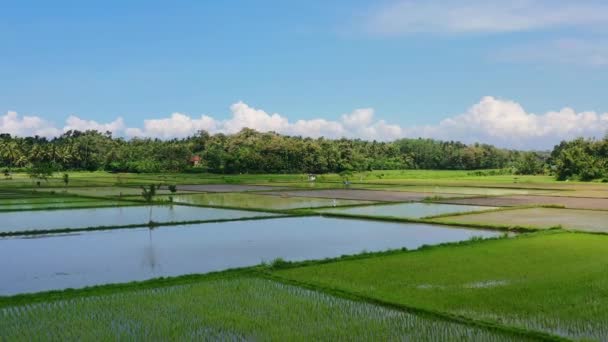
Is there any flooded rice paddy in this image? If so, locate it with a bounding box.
[259,189,456,202]
[376,186,552,196]
[34,186,197,197]
[318,203,497,219]
[0,216,502,295]
[153,192,374,209]
[0,205,277,233]
[438,195,608,210]
[435,207,608,232]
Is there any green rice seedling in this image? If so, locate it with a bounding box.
[0,277,527,341]
[276,232,608,340]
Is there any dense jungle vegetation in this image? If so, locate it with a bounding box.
[0,128,605,181]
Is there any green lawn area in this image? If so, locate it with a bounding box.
[0,277,520,341]
[275,232,608,341]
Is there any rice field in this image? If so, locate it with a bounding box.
[148,192,375,210]
[0,196,95,205]
[434,207,608,232]
[317,202,497,219]
[259,189,460,202]
[0,217,502,295]
[0,200,139,211]
[275,232,608,340]
[438,195,608,210]
[2,171,608,340]
[375,185,552,196]
[33,186,197,197]
[0,205,278,233]
[0,277,526,341]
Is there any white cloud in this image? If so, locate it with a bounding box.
[125,112,217,139]
[2,97,607,149]
[64,116,125,133]
[341,108,374,128]
[223,101,289,134]
[0,111,60,137]
[410,96,608,149]
[366,0,608,35]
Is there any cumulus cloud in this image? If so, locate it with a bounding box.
[123,102,399,141]
[410,96,608,149]
[125,112,217,139]
[2,97,607,149]
[0,111,60,137]
[365,0,608,35]
[64,116,125,133]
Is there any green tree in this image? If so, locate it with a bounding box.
[515,152,543,175]
[27,162,55,186]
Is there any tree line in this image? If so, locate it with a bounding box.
[550,136,608,181]
[0,128,605,181]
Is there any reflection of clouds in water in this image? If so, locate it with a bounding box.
[142,229,161,274]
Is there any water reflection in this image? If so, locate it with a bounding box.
[142,228,161,274]
[0,205,277,233]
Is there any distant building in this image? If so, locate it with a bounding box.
[190,155,202,167]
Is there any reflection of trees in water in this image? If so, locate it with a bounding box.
[142,228,161,274]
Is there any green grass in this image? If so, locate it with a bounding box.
[275,232,608,340]
[2,170,607,190]
[0,276,523,341]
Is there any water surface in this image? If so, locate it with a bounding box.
[0,217,502,295]
[318,203,497,219]
[0,205,276,233]
[154,193,374,210]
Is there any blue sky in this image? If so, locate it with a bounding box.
[1,0,608,148]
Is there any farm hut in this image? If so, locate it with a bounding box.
[190,155,202,167]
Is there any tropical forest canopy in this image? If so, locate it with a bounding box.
[0,128,606,181]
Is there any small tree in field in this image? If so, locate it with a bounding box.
[62,173,70,189]
[27,162,54,187]
[141,184,157,225]
[339,170,353,186]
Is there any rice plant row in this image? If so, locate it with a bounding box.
[0,277,526,341]
[276,232,608,340]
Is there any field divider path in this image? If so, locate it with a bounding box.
[0,201,145,213]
